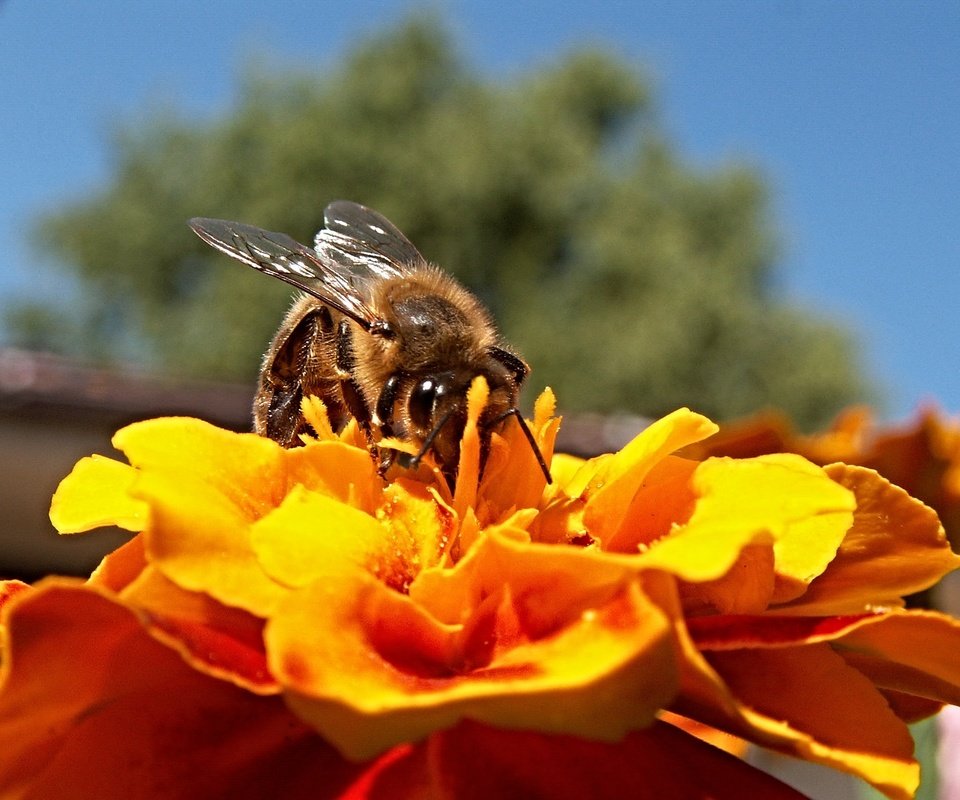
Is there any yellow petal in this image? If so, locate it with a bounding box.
[638,454,855,590]
[251,479,450,595]
[452,377,488,520]
[49,456,146,534]
[300,395,336,441]
[113,418,380,616]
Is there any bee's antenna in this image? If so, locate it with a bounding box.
[407,406,552,486]
[491,408,553,484]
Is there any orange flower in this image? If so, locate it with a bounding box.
[2,384,959,799]
[683,405,960,551]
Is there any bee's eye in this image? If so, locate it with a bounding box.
[409,378,438,431]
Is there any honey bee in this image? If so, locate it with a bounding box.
[189,200,550,486]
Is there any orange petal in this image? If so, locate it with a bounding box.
[452,377,488,521]
[580,409,719,544]
[267,531,677,760]
[782,464,960,614]
[88,533,148,592]
[49,455,146,533]
[833,610,960,707]
[705,645,917,799]
[674,617,919,800]
[603,455,698,553]
[0,581,363,800]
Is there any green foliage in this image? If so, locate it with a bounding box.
[13,16,871,429]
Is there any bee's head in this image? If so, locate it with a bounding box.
[405,364,548,486]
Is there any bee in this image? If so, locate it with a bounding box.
[189,200,550,486]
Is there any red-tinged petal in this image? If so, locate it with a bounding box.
[687,613,875,650]
[268,533,677,760]
[877,691,944,725]
[415,719,809,800]
[0,581,371,800]
[49,455,146,533]
[663,581,920,800]
[120,567,275,693]
[833,611,960,707]
[0,581,30,618]
[687,609,960,717]
[783,465,960,615]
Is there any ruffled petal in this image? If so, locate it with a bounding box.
[833,610,960,707]
[674,613,919,800]
[783,464,960,614]
[119,567,275,692]
[0,582,365,800]
[268,530,677,760]
[113,418,381,616]
[637,454,855,592]
[579,408,719,544]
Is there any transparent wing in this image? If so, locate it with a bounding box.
[189,217,390,328]
[317,200,423,274]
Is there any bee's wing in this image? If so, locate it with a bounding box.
[318,200,423,272]
[189,217,401,329]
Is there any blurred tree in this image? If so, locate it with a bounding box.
[10,16,871,429]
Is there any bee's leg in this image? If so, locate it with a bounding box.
[374,374,403,437]
[373,373,404,476]
[334,319,373,438]
[487,346,529,386]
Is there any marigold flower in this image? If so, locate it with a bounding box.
[2,384,959,799]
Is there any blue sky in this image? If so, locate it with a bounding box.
[1,0,957,420]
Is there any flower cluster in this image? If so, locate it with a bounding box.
[1,383,959,799]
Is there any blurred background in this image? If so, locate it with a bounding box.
[1,3,958,796]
